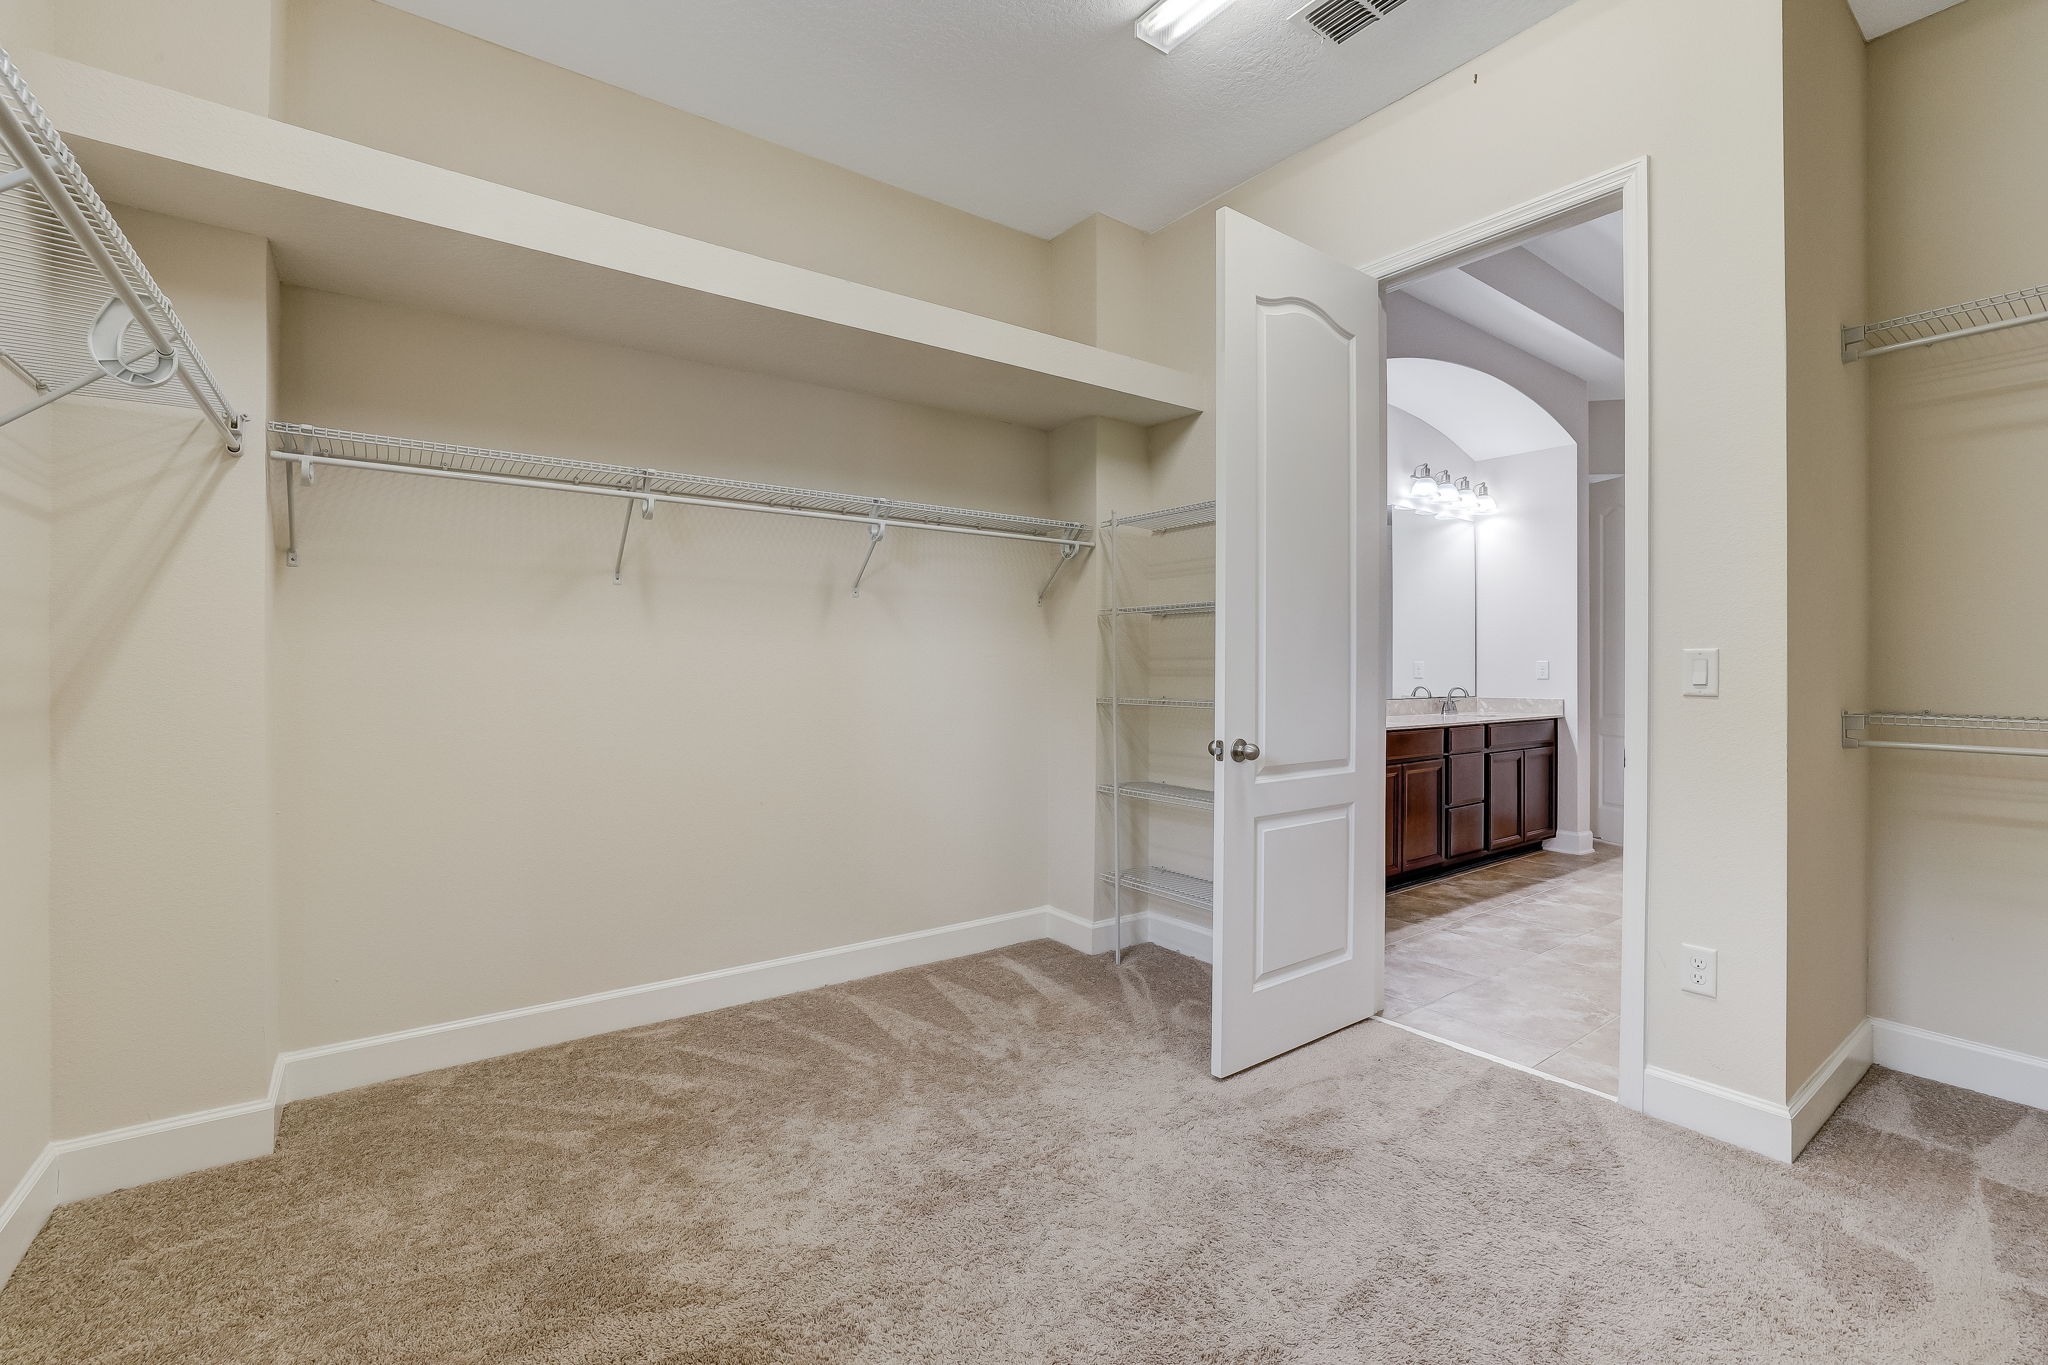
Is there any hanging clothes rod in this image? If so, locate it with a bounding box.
[0,48,243,448]
[1841,711,2048,759]
[1842,283,2048,362]
[269,423,1091,596]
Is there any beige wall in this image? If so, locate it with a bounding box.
[273,287,1071,1049]
[1782,0,1869,1093]
[0,404,52,1210]
[47,210,278,1137]
[1866,0,2048,1059]
[1142,0,1805,1100]
[1,0,284,114]
[277,0,1056,334]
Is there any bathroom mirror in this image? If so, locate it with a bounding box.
[1387,510,1477,699]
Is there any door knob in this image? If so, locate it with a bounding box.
[1231,739,1260,762]
[1208,739,1227,761]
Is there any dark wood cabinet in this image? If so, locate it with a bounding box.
[1387,757,1445,874]
[1387,719,1558,887]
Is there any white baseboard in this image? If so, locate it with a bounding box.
[1043,906,1212,964]
[52,1097,278,1204]
[0,1150,58,1286]
[281,906,1059,1102]
[1644,1020,1870,1163]
[1542,829,1596,855]
[1790,1020,1874,1155]
[1871,1018,2048,1111]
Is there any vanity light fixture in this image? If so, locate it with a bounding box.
[1407,464,1438,500]
[1134,0,1242,52]
[1475,483,1498,514]
[1454,476,1479,512]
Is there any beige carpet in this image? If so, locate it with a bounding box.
[2,942,2042,1364]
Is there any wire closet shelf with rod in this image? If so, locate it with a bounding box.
[0,47,243,447]
[1097,500,1217,963]
[269,422,1092,595]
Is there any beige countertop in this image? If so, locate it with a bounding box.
[1384,698,1564,731]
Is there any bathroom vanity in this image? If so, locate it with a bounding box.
[1385,711,1558,885]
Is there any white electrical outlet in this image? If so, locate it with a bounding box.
[1536,659,1551,680]
[1681,944,1718,997]
[1412,660,1425,679]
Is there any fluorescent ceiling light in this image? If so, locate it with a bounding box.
[1134,0,1242,53]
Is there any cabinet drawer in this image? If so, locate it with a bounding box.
[1447,752,1486,806]
[1387,727,1445,759]
[1487,719,1557,751]
[1446,803,1486,858]
[1447,725,1485,753]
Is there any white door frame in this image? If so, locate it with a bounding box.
[1361,158,1651,1112]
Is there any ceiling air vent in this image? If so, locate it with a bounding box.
[1293,0,1405,44]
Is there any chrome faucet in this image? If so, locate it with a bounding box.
[1408,685,1433,699]
[1441,686,1471,715]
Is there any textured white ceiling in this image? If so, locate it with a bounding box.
[1846,0,1969,40]
[375,0,1577,238]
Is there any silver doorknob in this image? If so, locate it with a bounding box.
[1208,739,1227,761]
[1231,739,1260,762]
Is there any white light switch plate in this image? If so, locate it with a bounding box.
[1536,660,1551,680]
[1682,647,1719,697]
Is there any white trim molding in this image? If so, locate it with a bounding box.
[280,906,1065,1102]
[1872,1018,2048,1111]
[52,1098,278,1204]
[1363,157,1653,1117]
[1542,830,1596,856]
[1643,1021,1872,1163]
[1042,906,1212,964]
[0,1150,58,1286]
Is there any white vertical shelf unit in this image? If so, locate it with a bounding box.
[0,48,242,447]
[1096,500,1217,961]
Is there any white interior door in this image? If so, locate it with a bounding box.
[1590,475,1625,845]
[1212,208,1385,1078]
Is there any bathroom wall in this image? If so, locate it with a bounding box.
[1866,0,2048,1063]
[1475,446,1580,728]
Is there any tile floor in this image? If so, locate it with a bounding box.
[1384,843,1622,1094]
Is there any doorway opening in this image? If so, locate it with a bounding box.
[1370,187,1643,1102]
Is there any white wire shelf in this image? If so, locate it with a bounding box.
[269,423,1091,596]
[0,48,242,447]
[1096,696,1214,709]
[1099,865,1213,912]
[1842,710,2048,758]
[1101,601,1214,618]
[1843,283,2048,361]
[1095,781,1214,810]
[1109,501,1216,534]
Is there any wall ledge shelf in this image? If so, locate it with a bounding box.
[1842,283,2048,361]
[1100,601,1214,618]
[14,50,1204,432]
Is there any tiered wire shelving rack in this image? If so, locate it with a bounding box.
[0,47,242,447]
[1097,500,1218,960]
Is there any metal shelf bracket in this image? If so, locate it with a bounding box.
[1037,541,1079,604]
[851,514,885,598]
[613,475,654,585]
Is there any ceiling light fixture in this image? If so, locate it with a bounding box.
[1134,0,1242,53]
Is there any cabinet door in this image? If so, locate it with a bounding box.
[1487,751,1524,849]
[1522,748,1556,840]
[1385,766,1401,876]
[1398,760,1445,872]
